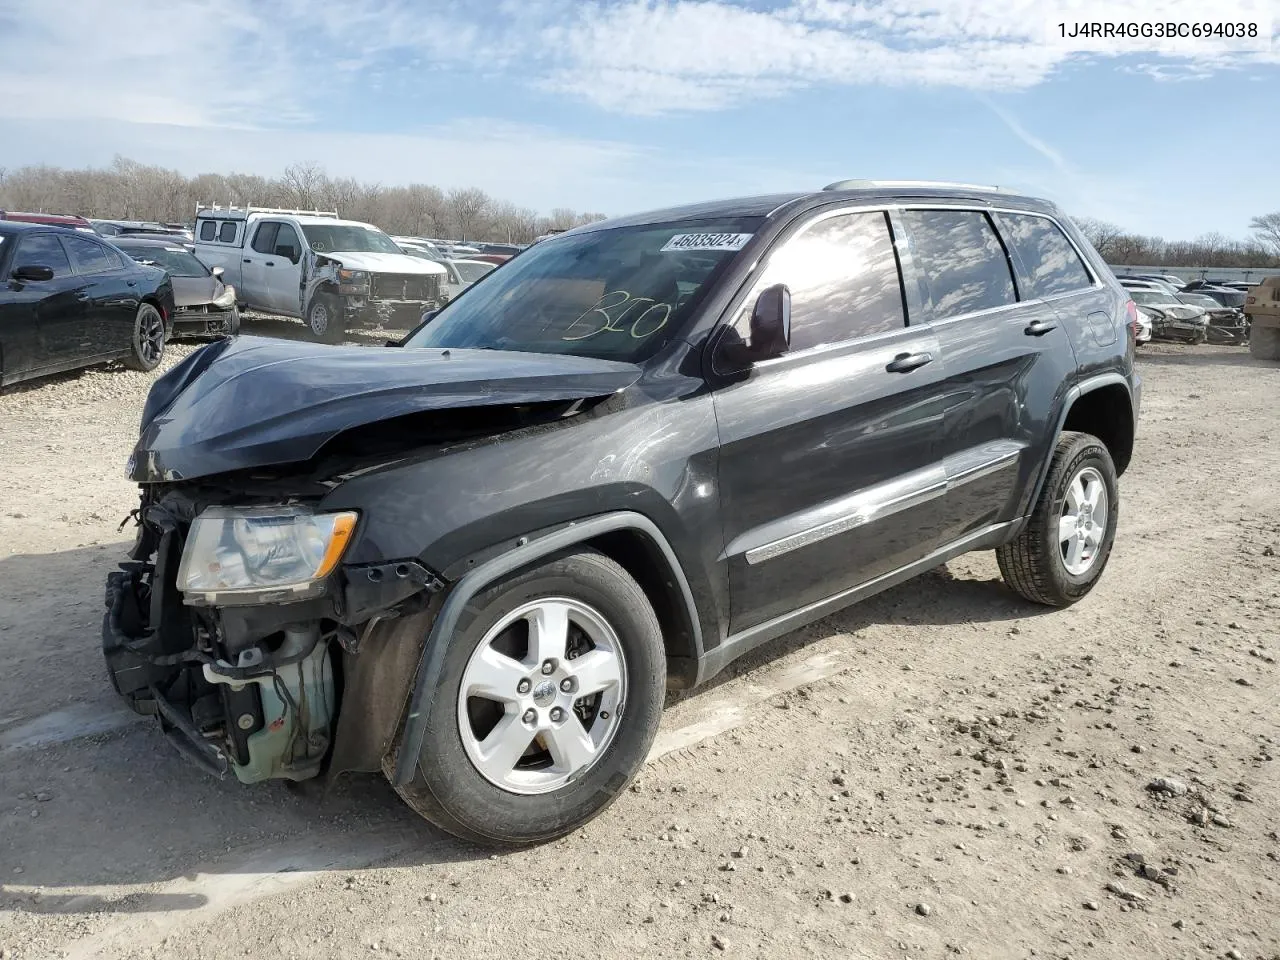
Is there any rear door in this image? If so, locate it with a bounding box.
[712,208,950,634]
[896,207,1080,545]
[1,232,82,379]
[241,221,278,310]
[61,234,138,355]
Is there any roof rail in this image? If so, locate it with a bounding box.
[195,203,340,219]
[821,179,1008,193]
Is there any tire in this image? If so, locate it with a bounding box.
[997,431,1119,607]
[1251,324,1280,361]
[306,293,344,343]
[389,549,665,847]
[222,307,241,337]
[124,303,166,372]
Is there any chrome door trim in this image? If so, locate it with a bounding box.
[733,440,1027,567]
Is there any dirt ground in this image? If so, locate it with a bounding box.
[1,323,1277,960]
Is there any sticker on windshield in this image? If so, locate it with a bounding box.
[660,232,752,253]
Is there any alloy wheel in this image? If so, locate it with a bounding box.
[457,598,627,795]
[138,311,164,365]
[1059,466,1108,576]
[309,302,329,336]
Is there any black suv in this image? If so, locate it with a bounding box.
[104,180,1141,845]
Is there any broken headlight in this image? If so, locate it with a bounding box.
[177,506,357,605]
[338,268,370,295]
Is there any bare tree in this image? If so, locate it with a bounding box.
[281,162,328,210]
[1071,216,1125,260]
[1250,212,1280,256]
[446,187,491,241]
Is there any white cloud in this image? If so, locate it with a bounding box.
[1,0,1274,124]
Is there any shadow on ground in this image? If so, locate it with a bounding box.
[0,529,1042,913]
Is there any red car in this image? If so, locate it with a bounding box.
[0,210,97,233]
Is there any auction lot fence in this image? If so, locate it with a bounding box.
[1109,264,1278,284]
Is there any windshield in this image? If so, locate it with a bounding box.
[405,217,764,362]
[1129,291,1172,305]
[120,245,209,277]
[454,260,494,282]
[301,223,402,254]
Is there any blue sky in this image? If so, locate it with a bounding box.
[1,0,1277,238]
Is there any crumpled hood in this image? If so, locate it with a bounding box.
[130,336,640,482]
[322,250,446,275]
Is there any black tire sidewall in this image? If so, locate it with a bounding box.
[308,294,344,343]
[128,304,164,371]
[1044,440,1119,598]
[414,551,665,844]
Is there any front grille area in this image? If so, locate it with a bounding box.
[370,273,441,302]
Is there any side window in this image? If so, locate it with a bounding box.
[16,234,73,277]
[1000,213,1093,297]
[251,222,279,254]
[199,220,216,241]
[218,221,238,243]
[901,210,1016,320]
[740,211,905,353]
[61,235,118,275]
[273,223,301,260]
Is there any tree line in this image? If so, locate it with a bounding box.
[0,156,608,243]
[1072,213,1280,268]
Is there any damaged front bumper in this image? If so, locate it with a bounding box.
[102,494,444,785]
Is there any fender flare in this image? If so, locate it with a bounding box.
[391,510,702,785]
[1026,372,1135,514]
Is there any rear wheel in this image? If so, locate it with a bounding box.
[306,293,344,343]
[997,432,1119,607]
[125,303,166,371]
[389,549,665,847]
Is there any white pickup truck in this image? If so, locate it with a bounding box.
[193,206,447,342]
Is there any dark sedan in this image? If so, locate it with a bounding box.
[114,238,239,338]
[0,221,175,388]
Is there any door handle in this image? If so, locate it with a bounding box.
[126,280,136,287]
[243,258,252,263]
[1025,320,1057,336]
[885,351,934,373]
[265,261,275,267]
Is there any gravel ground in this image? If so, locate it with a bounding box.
[1,336,1278,960]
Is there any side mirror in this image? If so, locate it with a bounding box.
[211,266,225,280]
[13,264,54,283]
[749,284,792,358]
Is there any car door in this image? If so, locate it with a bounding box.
[61,234,139,356]
[711,208,951,634]
[1,232,84,381]
[266,222,304,314]
[240,221,278,311]
[896,207,1080,547]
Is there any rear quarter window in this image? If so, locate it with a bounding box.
[218,221,238,243]
[199,220,216,241]
[999,213,1093,298]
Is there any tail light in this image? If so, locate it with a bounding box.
[1124,299,1139,340]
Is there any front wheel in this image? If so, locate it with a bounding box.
[997,432,1119,607]
[124,303,166,371]
[306,294,344,343]
[389,549,665,847]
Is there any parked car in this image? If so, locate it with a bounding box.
[1181,283,1247,309]
[475,242,525,257]
[1245,277,1280,360]
[440,257,496,301]
[0,211,98,234]
[91,219,191,241]
[1134,310,1152,344]
[103,180,1140,846]
[116,232,196,248]
[391,236,448,262]
[0,221,175,387]
[1129,291,1208,343]
[115,238,239,338]
[192,206,448,341]
[1119,277,1180,296]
